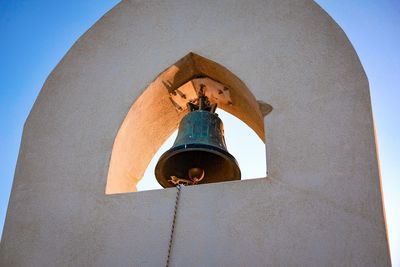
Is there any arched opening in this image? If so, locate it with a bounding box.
[106,53,272,194]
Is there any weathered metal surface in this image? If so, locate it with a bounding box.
[155,107,241,188]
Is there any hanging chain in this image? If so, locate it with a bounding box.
[166,185,182,267]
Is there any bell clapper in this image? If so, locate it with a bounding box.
[188,167,205,184]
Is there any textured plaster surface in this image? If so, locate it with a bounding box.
[0,0,390,266]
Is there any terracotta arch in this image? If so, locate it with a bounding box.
[106,53,271,194]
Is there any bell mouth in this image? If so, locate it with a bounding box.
[155,144,241,188]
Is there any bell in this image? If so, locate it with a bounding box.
[155,93,241,188]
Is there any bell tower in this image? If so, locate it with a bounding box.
[0,0,390,266]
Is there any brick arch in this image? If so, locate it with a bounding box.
[106,53,271,194]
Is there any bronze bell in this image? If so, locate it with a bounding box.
[155,92,241,188]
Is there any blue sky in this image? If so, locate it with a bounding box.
[0,1,399,265]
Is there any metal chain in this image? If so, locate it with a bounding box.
[166,185,182,267]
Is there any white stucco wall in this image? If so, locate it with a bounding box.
[0,0,390,266]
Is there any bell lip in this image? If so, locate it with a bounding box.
[154,144,241,188]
